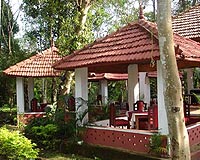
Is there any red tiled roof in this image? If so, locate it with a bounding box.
[88,71,182,81]
[88,73,128,81]
[3,47,62,77]
[172,4,200,40]
[147,71,183,78]
[53,19,200,73]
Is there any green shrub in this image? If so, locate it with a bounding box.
[24,109,77,150]
[0,104,17,126]
[28,124,59,149]
[0,127,39,160]
[149,133,168,157]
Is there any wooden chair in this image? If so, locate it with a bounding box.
[183,102,191,125]
[133,100,147,112]
[67,96,75,111]
[109,103,130,129]
[135,115,148,130]
[148,104,158,130]
[183,94,192,105]
[31,98,38,112]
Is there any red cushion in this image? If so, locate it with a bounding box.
[184,117,190,124]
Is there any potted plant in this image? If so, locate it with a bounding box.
[149,132,169,158]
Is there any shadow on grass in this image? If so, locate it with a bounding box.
[62,143,161,160]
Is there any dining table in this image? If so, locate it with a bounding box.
[126,110,148,129]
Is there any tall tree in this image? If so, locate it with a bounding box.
[1,0,19,55]
[22,0,146,96]
[0,0,26,107]
[0,0,2,54]
[157,0,190,159]
[173,0,200,14]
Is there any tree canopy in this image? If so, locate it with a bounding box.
[22,0,151,55]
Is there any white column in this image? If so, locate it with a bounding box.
[139,72,151,106]
[186,68,193,94]
[75,67,88,125]
[16,77,25,114]
[100,80,108,105]
[28,78,34,110]
[128,64,139,111]
[157,61,169,135]
[145,75,151,106]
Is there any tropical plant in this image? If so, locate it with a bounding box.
[0,127,39,160]
[149,132,168,157]
[24,108,77,150]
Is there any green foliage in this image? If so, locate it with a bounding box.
[31,77,60,104]
[193,68,200,88]
[88,82,102,105]
[108,81,127,102]
[0,104,17,113]
[149,133,168,157]
[1,0,19,52]
[40,152,94,160]
[192,93,200,104]
[0,0,30,108]
[150,78,157,99]
[0,104,17,126]
[24,109,77,150]
[22,0,147,55]
[0,127,39,160]
[173,0,199,14]
[30,124,59,149]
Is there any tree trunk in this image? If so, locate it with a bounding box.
[157,0,190,159]
[152,0,156,21]
[7,0,12,55]
[61,0,92,96]
[0,0,1,55]
[192,0,197,6]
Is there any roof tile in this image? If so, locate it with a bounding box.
[172,4,200,39]
[53,18,200,73]
[3,47,62,77]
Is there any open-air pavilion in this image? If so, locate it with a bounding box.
[3,46,62,122]
[53,10,200,158]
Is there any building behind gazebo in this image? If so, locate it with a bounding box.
[172,4,200,42]
[172,4,200,96]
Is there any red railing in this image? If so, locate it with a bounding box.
[83,123,200,157]
[187,123,200,146]
[83,126,154,154]
[20,112,45,124]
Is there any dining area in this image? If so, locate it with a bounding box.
[108,99,158,131]
[107,93,200,131]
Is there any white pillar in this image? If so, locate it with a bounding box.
[157,61,169,135]
[28,78,34,110]
[16,77,25,114]
[128,64,139,111]
[75,67,88,125]
[100,80,108,105]
[139,72,151,106]
[186,68,193,94]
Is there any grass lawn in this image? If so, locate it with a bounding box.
[40,152,94,160]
